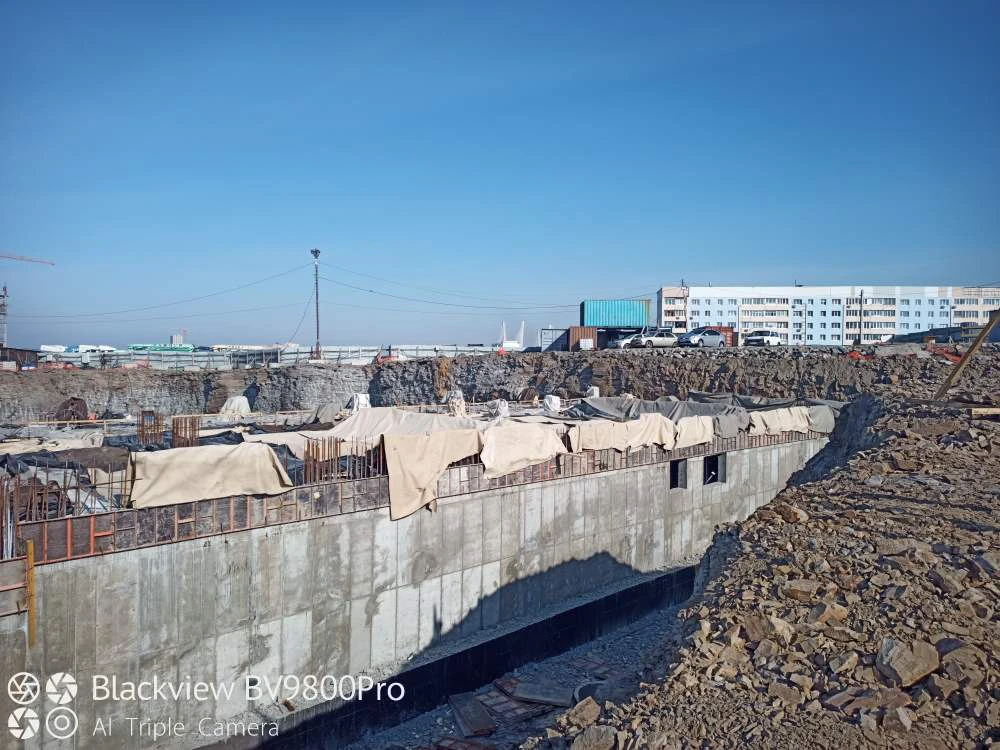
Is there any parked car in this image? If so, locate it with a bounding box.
[609,333,640,349]
[632,328,678,348]
[677,327,726,347]
[743,329,784,346]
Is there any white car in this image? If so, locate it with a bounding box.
[743,330,784,346]
[632,328,678,348]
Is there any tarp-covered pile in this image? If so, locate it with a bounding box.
[344,395,843,521]
[127,443,293,508]
[1,390,843,524]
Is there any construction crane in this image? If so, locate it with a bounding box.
[1,253,57,348]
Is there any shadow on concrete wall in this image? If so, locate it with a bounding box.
[258,552,695,750]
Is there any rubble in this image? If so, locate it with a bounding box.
[514,394,1000,749]
[875,639,939,687]
[343,367,999,750]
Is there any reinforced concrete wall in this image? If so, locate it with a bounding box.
[0,438,824,750]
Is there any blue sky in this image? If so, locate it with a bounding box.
[1,1,998,347]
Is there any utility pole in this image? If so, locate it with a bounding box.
[311,249,321,358]
[1,254,56,349]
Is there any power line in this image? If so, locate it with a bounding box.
[319,299,572,317]
[319,259,655,305]
[320,259,563,306]
[15,263,311,319]
[10,302,304,325]
[319,275,578,311]
[284,290,315,344]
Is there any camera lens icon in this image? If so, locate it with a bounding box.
[7,673,40,706]
[45,673,77,705]
[7,707,40,740]
[46,707,78,740]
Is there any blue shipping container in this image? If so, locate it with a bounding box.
[580,299,651,328]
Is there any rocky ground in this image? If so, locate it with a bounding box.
[370,344,1000,406]
[515,396,999,750]
[340,389,999,750]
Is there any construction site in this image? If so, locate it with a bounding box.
[0,339,997,750]
[4,1,999,746]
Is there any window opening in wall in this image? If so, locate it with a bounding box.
[669,459,687,489]
[703,454,727,485]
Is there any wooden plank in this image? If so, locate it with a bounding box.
[507,680,575,708]
[477,684,549,724]
[968,406,1000,417]
[435,738,496,750]
[26,541,36,646]
[447,692,497,738]
[933,310,1000,400]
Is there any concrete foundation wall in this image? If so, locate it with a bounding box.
[0,438,824,750]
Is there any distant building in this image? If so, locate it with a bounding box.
[0,346,39,368]
[656,285,1000,344]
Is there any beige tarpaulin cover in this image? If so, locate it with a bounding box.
[201,426,249,437]
[219,396,251,419]
[128,443,293,508]
[480,423,569,479]
[329,408,480,453]
[509,415,571,435]
[807,405,836,434]
[674,416,715,450]
[568,413,678,453]
[384,429,482,520]
[334,408,484,520]
[242,429,332,457]
[307,402,346,424]
[382,415,569,519]
[749,406,811,436]
[0,436,105,454]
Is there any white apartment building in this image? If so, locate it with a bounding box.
[656,285,1000,345]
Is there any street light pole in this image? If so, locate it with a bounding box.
[311,249,321,358]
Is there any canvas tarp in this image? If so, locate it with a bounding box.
[563,396,747,440]
[480,422,569,479]
[219,396,252,419]
[807,405,837,434]
[0,435,104,454]
[748,406,811,436]
[568,413,677,453]
[242,429,320,458]
[307,402,346,424]
[128,442,293,508]
[12,426,104,448]
[328,408,480,454]
[363,412,572,519]
[384,429,482,520]
[688,391,798,411]
[508,415,572,435]
[690,391,845,414]
[675,416,716,449]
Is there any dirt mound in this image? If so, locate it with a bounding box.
[522,397,1000,749]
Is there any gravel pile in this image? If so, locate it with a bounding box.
[520,397,999,750]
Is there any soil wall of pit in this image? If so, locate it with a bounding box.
[0,348,996,419]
